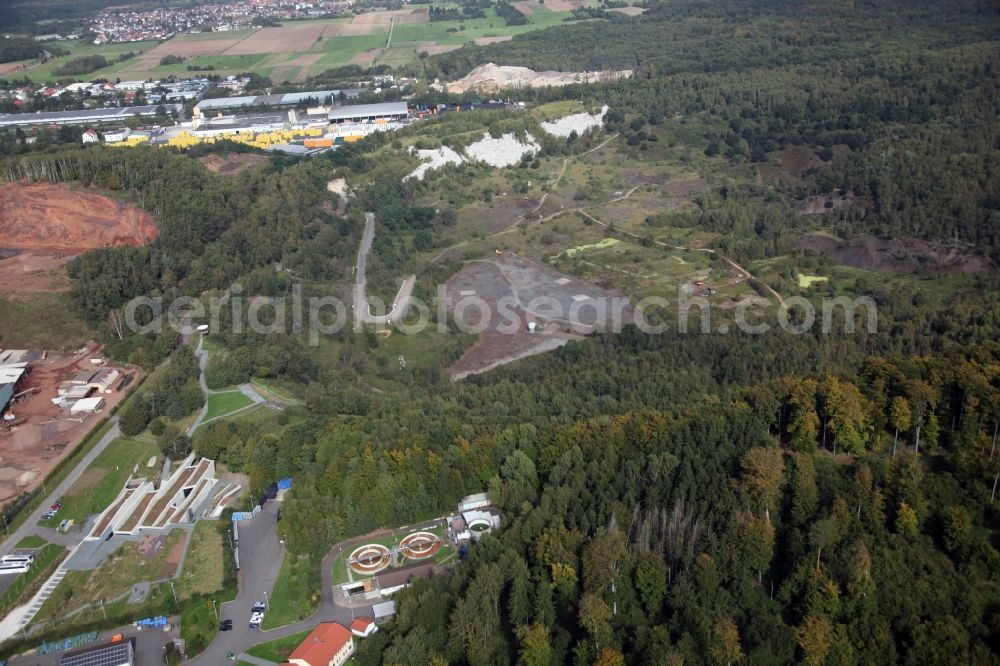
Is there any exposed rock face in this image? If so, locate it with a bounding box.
[446,63,632,93]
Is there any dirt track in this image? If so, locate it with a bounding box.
[0,182,156,253]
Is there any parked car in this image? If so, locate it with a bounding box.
[252,601,266,613]
[219,620,233,631]
[249,612,263,629]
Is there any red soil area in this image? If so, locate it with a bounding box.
[0,182,157,253]
[0,343,140,505]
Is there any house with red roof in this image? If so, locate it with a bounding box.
[287,622,354,666]
[350,617,377,638]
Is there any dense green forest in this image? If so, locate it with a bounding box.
[353,346,1000,664]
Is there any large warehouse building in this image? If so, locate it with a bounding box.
[0,105,182,128]
[328,101,409,124]
[193,88,362,116]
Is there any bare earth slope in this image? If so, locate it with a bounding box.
[0,182,157,253]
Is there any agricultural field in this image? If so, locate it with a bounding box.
[15,4,587,85]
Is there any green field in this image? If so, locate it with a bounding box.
[33,529,185,624]
[15,39,161,84]
[0,294,95,351]
[174,520,226,600]
[204,389,254,421]
[38,436,160,528]
[260,554,320,629]
[246,629,313,663]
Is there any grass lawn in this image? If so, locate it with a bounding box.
[261,554,320,629]
[38,436,160,528]
[0,543,66,618]
[33,529,185,624]
[14,536,47,548]
[205,390,254,421]
[0,294,95,351]
[174,521,226,600]
[177,520,238,657]
[246,629,312,662]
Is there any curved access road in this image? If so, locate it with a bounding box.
[186,502,370,666]
[353,212,416,331]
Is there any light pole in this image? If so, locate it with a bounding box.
[170,580,178,605]
[263,590,268,608]
[212,599,218,620]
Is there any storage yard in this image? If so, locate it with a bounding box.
[0,346,136,506]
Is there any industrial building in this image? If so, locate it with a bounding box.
[328,101,409,124]
[0,350,31,419]
[0,104,183,128]
[191,113,288,138]
[192,88,362,116]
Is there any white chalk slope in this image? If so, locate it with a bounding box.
[540,105,609,138]
[402,107,609,180]
[404,146,466,181]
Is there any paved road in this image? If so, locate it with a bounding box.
[0,418,121,559]
[353,212,416,331]
[188,502,371,666]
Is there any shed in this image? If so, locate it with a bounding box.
[70,396,105,415]
[372,600,396,621]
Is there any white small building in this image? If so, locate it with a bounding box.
[81,129,100,144]
[350,617,378,637]
[372,600,396,622]
[70,396,105,415]
[102,128,131,142]
[458,492,491,512]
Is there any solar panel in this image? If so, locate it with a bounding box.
[60,641,131,666]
